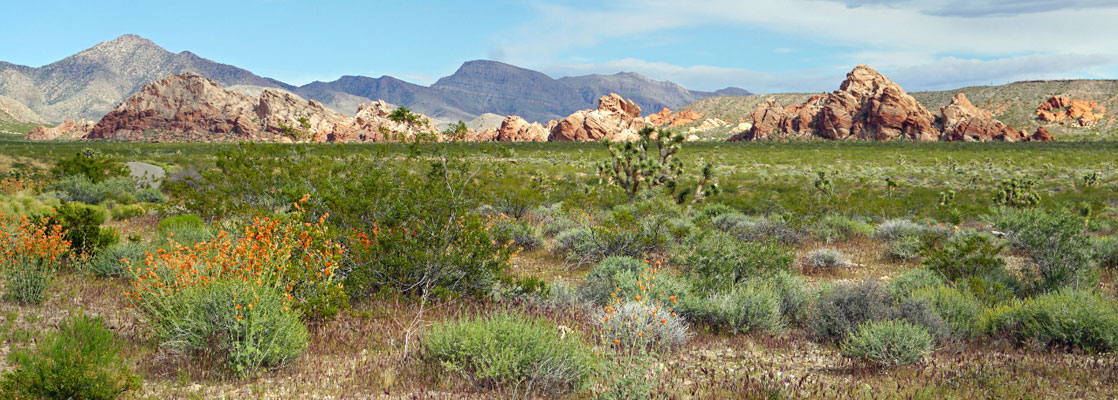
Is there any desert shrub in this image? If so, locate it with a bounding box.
[149,280,308,375]
[665,217,695,241]
[0,215,69,305]
[543,217,580,238]
[710,213,756,235]
[495,220,543,251]
[110,204,146,220]
[0,315,139,399]
[694,203,736,224]
[990,208,1095,292]
[1095,235,1118,269]
[129,209,348,324]
[809,280,894,343]
[135,187,166,203]
[873,219,924,242]
[888,235,924,261]
[910,286,982,339]
[805,248,849,271]
[768,271,812,325]
[52,175,137,205]
[841,320,933,367]
[888,268,945,298]
[156,214,213,245]
[712,214,801,245]
[895,297,950,341]
[812,214,872,243]
[598,300,690,352]
[541,280,585,309]
[678,282,783,333]
[923,233,1005,282]
[992,289,1118,352]
[0,191,60,218]
[50,202,119,255]
[86,242,154,279]
[578,257,686,307]
[680,230,794,293]
[423,313,597,393]
[553,227,601,265]
[50,149,127,184]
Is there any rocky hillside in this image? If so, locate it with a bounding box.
[0,35,291,122]
[682,79,1118,140]
[0,94,45,134]
[0,35,747,126]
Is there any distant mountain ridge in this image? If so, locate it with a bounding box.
[0,34,750,124]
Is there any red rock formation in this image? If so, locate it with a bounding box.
[1036,96,1104,127]
[649,108,672,126]
[649,108,702,127]
[77,73,439,143]
[548,93,647,141]
[496,116,547,142]
[732,65,938,142]
[24,119,95,141]
[940,93,1023,142]
[1031,126,1053,142]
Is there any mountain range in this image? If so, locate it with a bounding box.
[0,34,749,125]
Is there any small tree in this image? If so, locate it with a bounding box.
[597,127,716,202]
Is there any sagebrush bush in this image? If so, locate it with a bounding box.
[0,315,139,399]
[809,280,894,343]
[990,207,1096,292]
[888,268,945,298]
[423,313,598,393]
[135,187,166,204]
[888,235,924,261]
[812,214,872,243]
[910,285,982,339]
[895,297,950,341]
[991,289,1118,352]
[679,281,783,333]
[805,248,849,271]
[873,219,925,242]
[86,242,154,278]
[52,175,136,205]
[149,280,308,375]
[598,300,690,352]
[841,320,933,367]
[681,230,794,293]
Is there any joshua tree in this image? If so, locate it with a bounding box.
[597,127,717,202]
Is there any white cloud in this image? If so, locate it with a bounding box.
[495,0,1118,91]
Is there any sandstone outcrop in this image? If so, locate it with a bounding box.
[940,93,1024,142]
[732,65,1050,142]
[1031,126,1053,142]
[548,93,647,141]
[732,65,938,141]
[649,108,702,126]
[24,119,95,140]
[496,116,548,142]
[1036,96,1104,127]
[74,73,438,142]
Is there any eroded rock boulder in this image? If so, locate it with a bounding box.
[940,93,1023,142]
[548,93,647,141]
[24,119,95,141]
[1036,96,1105,127]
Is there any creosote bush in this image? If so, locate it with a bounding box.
[423,313,597,394]
[990,207,1096,292]
[0,314,140,399]
[909,285,982,339]
[679,230,794,293]
[679,282,783,334]
[841,320,933,368]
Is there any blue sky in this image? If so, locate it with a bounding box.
[2,0,1116,93]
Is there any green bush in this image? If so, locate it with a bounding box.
[694,203,736,224]
[52,176,136,205]
[895,297,949,341]
[679,282,783,333]
[909,286,982,339]
[50,202,119,255]
[577,257,687,307]
[888,269,945,298]
[423,313,598,393]
[680,230,794,293]
[923,233,1005,282]
[156,214,213,245]
[841,320,933,367]
[809,280,894,343]
[5,260,54,305]
[135,188,166,204]
[145,280,308,375]
[990,207,1096,292]
[992,289,1118,352]
[1091,235,1117,270]
[542,217,580,238]
[712,213,801,245]
[50,149,127,184]
[768,271,812,325]
[888,235,924,261]
[110,204,146,220]
[812,214,872,243]
[495,220,543,251]
[0,315,139,399]
[86,242,154,278]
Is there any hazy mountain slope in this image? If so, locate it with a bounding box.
[0,94,45,134]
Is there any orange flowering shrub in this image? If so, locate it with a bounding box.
[0,214,70,304]
[126,195,348,322]
[595,264,689,353]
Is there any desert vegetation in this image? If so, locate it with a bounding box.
[0,130,1115,399]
